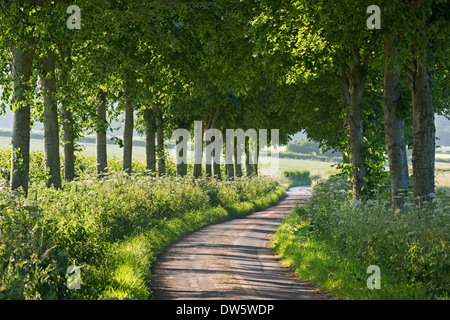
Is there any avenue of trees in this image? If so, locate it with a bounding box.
[0,0,448,208]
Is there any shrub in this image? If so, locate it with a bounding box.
[273,175,450,299]
[282,169,311,184]
[286,138,342,159]
[287,139,321,154]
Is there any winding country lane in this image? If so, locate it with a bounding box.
[152,186,329,300]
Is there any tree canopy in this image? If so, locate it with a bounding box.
[0,0,447,202]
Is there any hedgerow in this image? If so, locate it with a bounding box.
[273,175,449,299]
[0,149,286,299]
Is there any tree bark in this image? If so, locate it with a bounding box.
[222,129,234,180]
[213,147,221,180]
[193,162,202,178]
[156,107,166,176]
[59,66,75,182]
[205,136,212,178]
[253,144,259,176]
[226,150,234,180]
[40,50,61,189]
[409,53,435,203]
[175,129,188,177]
[123,97,133,174]
[335,65,350,164]
[10,46,33,195]
[245,138,254,177]
[61,106,75,182]
[193,121,203,178]
[96,89,108,177]
[382,40,409,209]
[144,108,156,175]
[234,143,242,178]
[348,55,368,199]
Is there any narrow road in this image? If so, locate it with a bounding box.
[152,186,329,300]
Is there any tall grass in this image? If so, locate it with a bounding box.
[273,175,449,299]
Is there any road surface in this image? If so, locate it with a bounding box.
[152,186,329,300]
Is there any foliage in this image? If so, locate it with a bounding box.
[282,169,311,185]
[286,138,341,158]
[287,139,318,155]
[273,176,450,299]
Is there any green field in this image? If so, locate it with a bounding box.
[259,157,335,175]
[0,135,145,161]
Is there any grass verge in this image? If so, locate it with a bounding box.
[272,176,449,300]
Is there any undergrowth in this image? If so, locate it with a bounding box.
[0,149,286,299]
[273,175,449,300]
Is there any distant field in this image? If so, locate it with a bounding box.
[0,135,147,161]
[436,171,450,191]
[437,153,450,158]
[259,157,334,175]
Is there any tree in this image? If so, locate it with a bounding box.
[58,46,76,182]
[249,0,378,198]
[39,48,61,188]
[143,107,157,174]
[96,89,108,176]
[122,90,134,174]
[10,45,33,194]
[405,0,440,203]
[0,1,36,195]
[386,0,448,203]
[381,16,409,209]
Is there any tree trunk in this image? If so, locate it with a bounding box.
[224,129,234,180]
[253,144,259,176]
[348,56,368,199]
[234,143,242,178]
[409,53,435,203]
[10,46,33,195]
[96,89,108,177]
[213,147,221,180]
[193,121,203,178]
[205,137,212,178]
[205,106,221,179]
[335,65,350,163]
[123,97,133,174]
[175,130,188,177]
[59,67,75,182]
[382,40,409,209]
[226,155,234,180]
[245,138,254,177]
[193,163,202,178]
[156,108,165,176]
[41,50,61,189]
[144,108,156,175]
[61,106,75,182]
